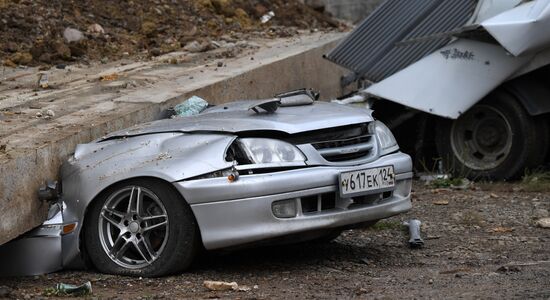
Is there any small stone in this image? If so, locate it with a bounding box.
[87,23,105,35]
[45,109,55,118]
[36,112,43,118]
[184,40,207,53]
[535,217,550,228]
[203,280,238,291]
[217,61,223,67]
[150,48,162,56]
[0,286,12,298]
[3,59,16,68]
[63,27,85,43]
[100,57,109,64]
[9,52,33,65]
[56,64,66,69]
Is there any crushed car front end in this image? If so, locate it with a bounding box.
[176,120,413,249]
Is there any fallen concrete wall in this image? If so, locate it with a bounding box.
[0,33,349,244]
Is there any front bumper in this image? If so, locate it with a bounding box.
[175,152,413,250]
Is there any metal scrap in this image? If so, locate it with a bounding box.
[403,219,424,248]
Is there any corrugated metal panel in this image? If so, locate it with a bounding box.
[325,0,478,83]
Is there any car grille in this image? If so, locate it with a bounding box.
[311,134,375,162]
[299,191,393,215]
[282,122,376,163]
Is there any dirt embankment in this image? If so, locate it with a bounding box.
[0,0,342,67]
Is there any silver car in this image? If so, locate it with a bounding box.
[0,90,412,277]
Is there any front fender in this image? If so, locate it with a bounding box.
[61,132,235,231]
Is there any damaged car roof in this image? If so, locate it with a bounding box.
[100,101,373,141]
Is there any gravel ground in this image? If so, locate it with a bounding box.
[1,181,549,299]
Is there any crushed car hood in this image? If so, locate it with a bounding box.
[100,101,373,140]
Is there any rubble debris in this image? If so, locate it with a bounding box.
[203,281,252,292]
[403,219,424,248]
[184,40,210,53]
[44,281,92,297]
[44,109,55,119]
[99,73,119,81]
[63,28,85,43]
[9,52,33,65]
[203,280,238,291]
[87,23,105,35]
[157,152,172,160]
[37,73,49,89]
[260,11,275,23]
[173,96,209,117]
[535,217,550,228]
[2,59,17,68]
[0,0,341,66]
[489,227,514,233]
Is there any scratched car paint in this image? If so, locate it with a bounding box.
[0,91,412,277]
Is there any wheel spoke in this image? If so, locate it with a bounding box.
[132,240,151,264]
[134,238,156,264]
[143,221,167,232]
[110,235,131,259]
[127,187,143,216]
[142,214,167,221]
[104,207,125,218]
[142,238,157,260]
[101,211,122,229]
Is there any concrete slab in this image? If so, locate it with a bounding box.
[0,32,349,244]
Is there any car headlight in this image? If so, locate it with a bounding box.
[369,120,399,155]
[238,138,306,164]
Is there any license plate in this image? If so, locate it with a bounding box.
[339,166,395,197]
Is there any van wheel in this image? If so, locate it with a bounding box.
[436,90,547,180]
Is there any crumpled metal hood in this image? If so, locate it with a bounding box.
[360,0,550,119]
[100,101,373,140]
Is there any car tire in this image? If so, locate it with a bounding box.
[84,178,199,277]
[435,90,547,180]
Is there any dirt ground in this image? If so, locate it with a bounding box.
[0,0,342,67]
[0,181,548,299]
